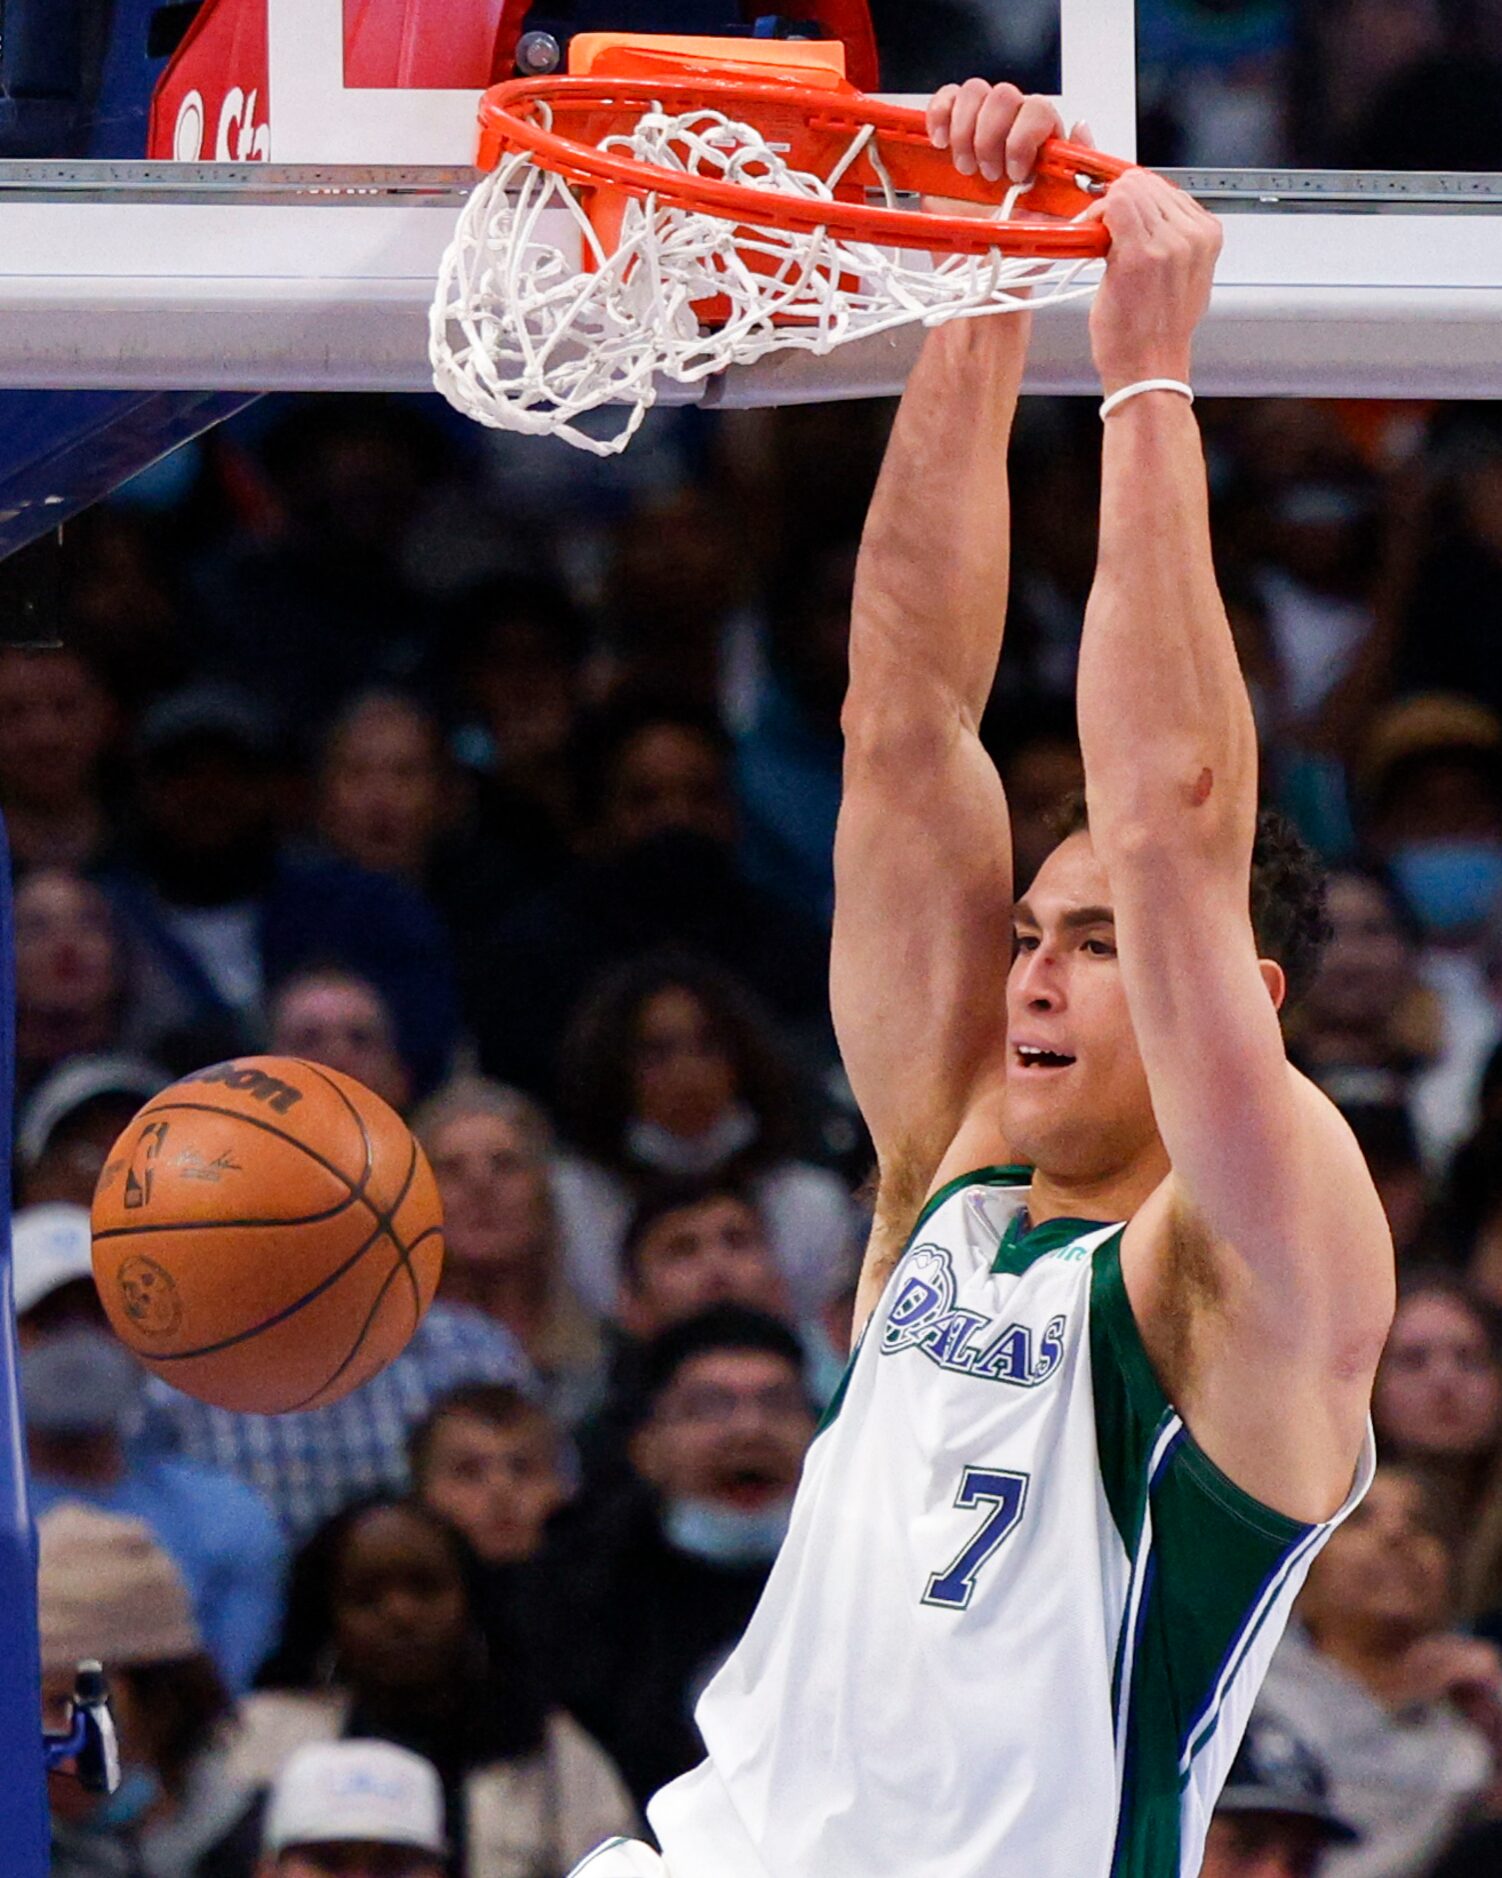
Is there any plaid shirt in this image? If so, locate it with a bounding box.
[136,1301,534,1543]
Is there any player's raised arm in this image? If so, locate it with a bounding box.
[1074,172,1393,1512]
[837,85,1070,1336]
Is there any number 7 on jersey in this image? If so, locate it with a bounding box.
[923,1466,1030,1611]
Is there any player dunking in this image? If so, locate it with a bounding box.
[571,84,1395,1878]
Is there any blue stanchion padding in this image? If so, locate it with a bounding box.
[0,808,50,1874]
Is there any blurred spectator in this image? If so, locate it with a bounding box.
[616,1176,793,1338]
[1338,1104,1433,1262]
[599,488,753,710]
[1286,863,1437,1112]
[1201,1716,1358,1878]
[441,573,589,870]
[0,645,117,872]
[1443,1043,1502,1304]
[1257,1464,1501,1878]
[467,696,829,1096]
[189,398,458,726]
[15,1055,169,1209]
[257,1741,447,1878]
[1374,1273,1502,1620]
[408,1384,570,1569]
[14,871,131,1101]
[104,681,458,1093]
[553,954,858,1321]
[413,1077,603,1418]
[238,1497,636,1878]
[315,690,450,886]
[17,1203,286,1693]
[1355,695,1502,1165]
[1396,423,1502,725]
[269,967,413,1116]
[574,1174,817,1495]
[138,1279,534,1546]
[547,1306,815,1805]
[1251,468,1382,745]
[40,1504,258,1878]
[987,698,1085,894]
[734,537,853,926]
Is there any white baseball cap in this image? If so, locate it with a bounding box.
[11,1204,96,1317]
[263,1741,447,1857]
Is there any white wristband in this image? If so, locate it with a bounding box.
[1098,378,1195,420]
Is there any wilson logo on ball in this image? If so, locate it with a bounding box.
[182,1062,305,1114]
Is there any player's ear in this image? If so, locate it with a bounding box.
[1257,957,1286,1012]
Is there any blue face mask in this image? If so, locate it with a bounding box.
[664,1494,793,1567]
[1389,839,1502,937]
[20,1327,141,1436]
[88,1765,160,1832]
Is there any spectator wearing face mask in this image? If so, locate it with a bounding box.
[1200,1719,1358,1878]
[572,1175,844,1497]
[255,1740,448,1878]
[41,1504,259,1878]
[553,953,858,1324]
[1257,1464,1502,1878]
[17,1204,286,1693]
[546,1305,817,1807]
[1356,695,1502,1166]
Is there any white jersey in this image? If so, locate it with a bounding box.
[646,1167,1375,1878]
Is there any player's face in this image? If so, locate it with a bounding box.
[1000,833,1160,1181]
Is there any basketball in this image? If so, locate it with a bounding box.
[89,1056,444,1416]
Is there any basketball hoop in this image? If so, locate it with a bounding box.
[430,58,1131,454]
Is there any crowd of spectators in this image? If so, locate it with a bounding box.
[21,6,1502,1872]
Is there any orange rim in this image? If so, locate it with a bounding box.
[475,76,1131,259]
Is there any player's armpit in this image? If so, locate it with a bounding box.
[1119,1075,1393,1521]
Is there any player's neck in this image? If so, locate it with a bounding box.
[1026,1143,1170,1228]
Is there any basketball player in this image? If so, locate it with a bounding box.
[570,83,1395,1878]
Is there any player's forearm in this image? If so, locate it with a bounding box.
[845,315,1029,740]
[1077,395,1257,856]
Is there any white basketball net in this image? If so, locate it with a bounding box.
[430,99,1103,455]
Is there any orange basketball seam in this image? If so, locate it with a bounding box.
[92,1097,373,1240]
[286,1223,442,1413]
[132,1127,426,1365]
[300,1061,426,1322]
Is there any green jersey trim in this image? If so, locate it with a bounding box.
[910,1164,1032,1243]
[1089,1232,1315,1878]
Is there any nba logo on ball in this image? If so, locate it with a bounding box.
[91,1057,444,1416]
